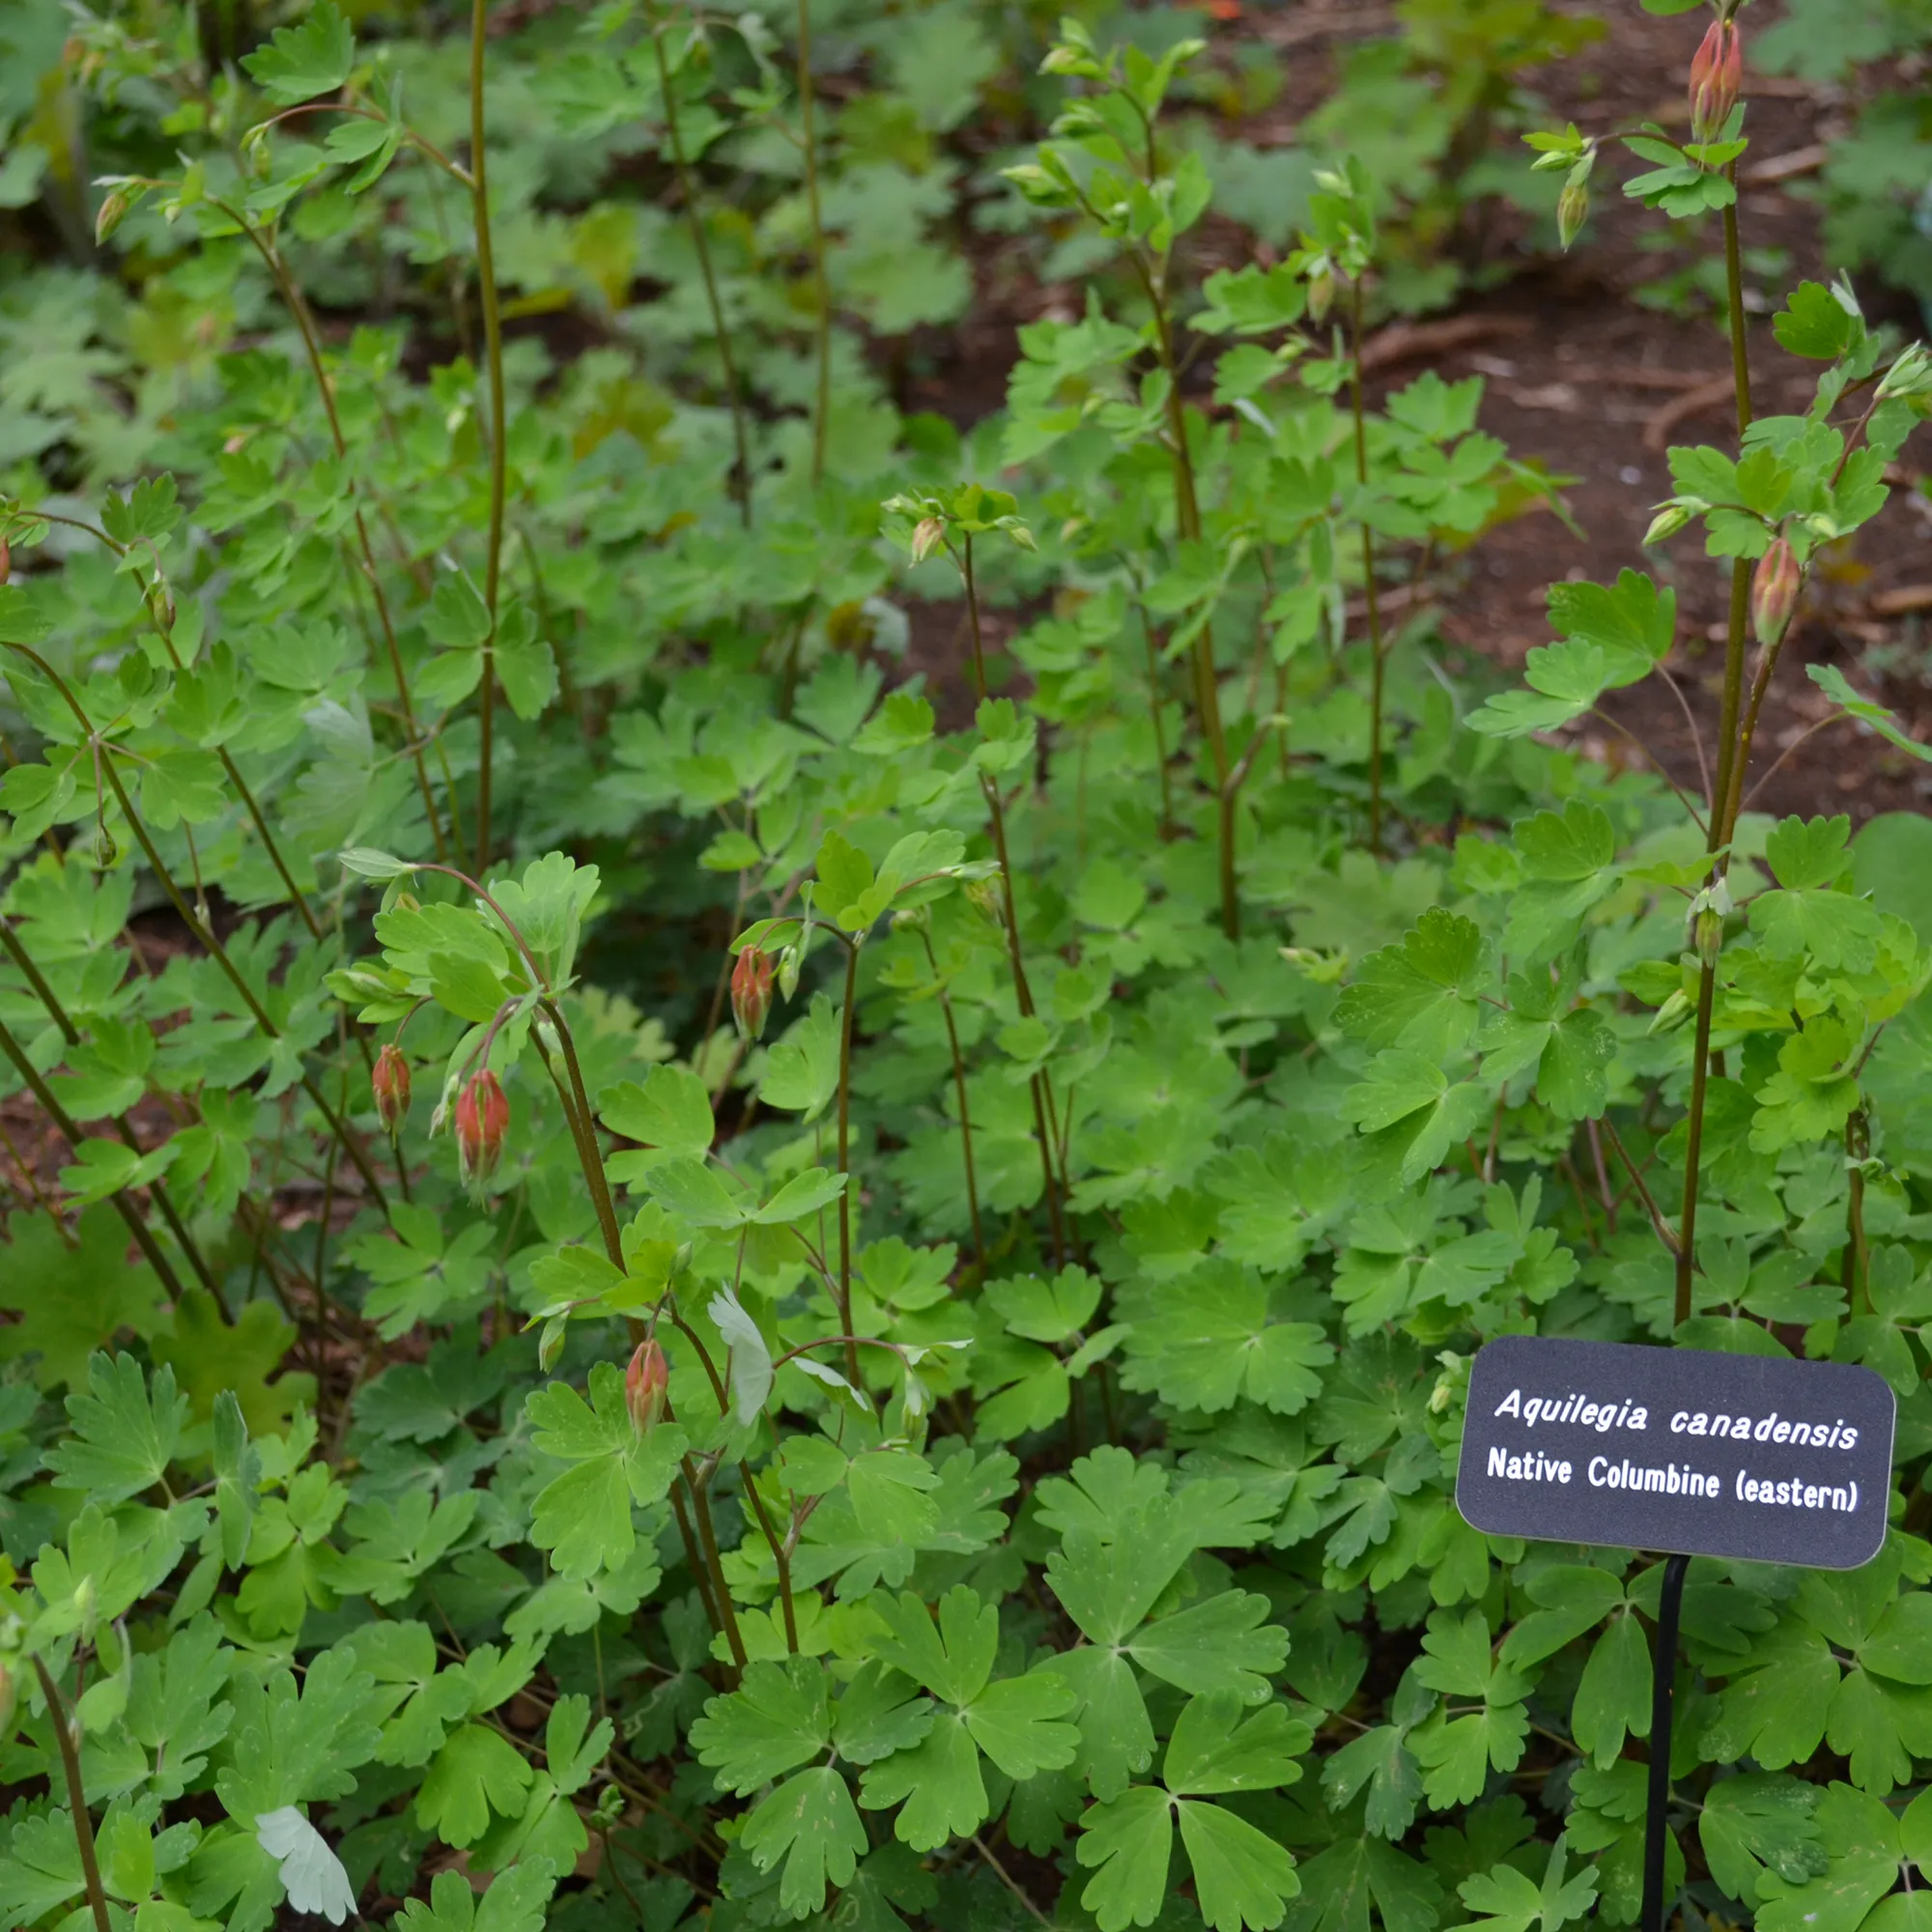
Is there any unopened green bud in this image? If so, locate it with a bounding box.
[1642,501,1695,546]
[95,189,129,245]
[1877,342,1932,403]
[1557,179,1589,251]
[1694,908,1723,969]
[1307,268,1336,326]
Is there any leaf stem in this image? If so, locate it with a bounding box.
[834,936,862,1388]
[469,0,509,872]
[0,1010,188,1297]
[960,534,1069,1265]
[33,1658,112,1932]
[83,726,389,1207]
[1675,185,1754,1328]
[538,996,625,1268]
[1350,277,1390,860]
[795,0,832,486]
[212,198,450,863]
[738,1465,800,1652]
[918,926,986,1274]
[0,913,222,1297]
[651,16,753,524]
[686,1461,748,1668]
[1844,1109,1870,1317]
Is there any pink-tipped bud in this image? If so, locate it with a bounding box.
[626,1340,669,1434]
[1689,17,1742,146]
[910,517,945,565]
[454,1068,509,1192]
[372,1043,411,1138]
[0,538,10,585]
[1751,536,1801,648]
[731,946,775,1042]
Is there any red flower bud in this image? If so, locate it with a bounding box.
[1751,535,1801,649]
[626,1339,669,1434]
[1689,17,1742,146]
[0,538,11,585]
[731,946,775,1042]
[454,1068,509,1191]
[372,1043,411,1138]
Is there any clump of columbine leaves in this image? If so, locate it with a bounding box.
[6,4,1932,1932]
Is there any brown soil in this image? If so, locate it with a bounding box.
[902,0,1932,827]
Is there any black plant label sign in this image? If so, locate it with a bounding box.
[1456,1335,1895,1569]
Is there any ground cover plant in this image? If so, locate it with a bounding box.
[3,2,1932,1932]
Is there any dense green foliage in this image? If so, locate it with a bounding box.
[3,5,1932,1932]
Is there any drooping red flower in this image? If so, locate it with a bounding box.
[455,1068,509,1190]
[372,1043,411,1138]
[1689,16,1742,145]
[731,946,775,1042]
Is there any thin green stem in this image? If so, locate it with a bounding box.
[32,1657,111,1932]
[795,0,832,486]
[687,1463,748,1668]
[532,1025,617,1272]
[1676,188,1755,1328]
[1128,240,1232,929]
[959,535,1068,1264]
[48,515,326,941]
[1845,1110,1870,1317]
[1350,278,1390,859]
[0,1010,185,1297]
[739,1465,800,1652]
[0,913,223,1297]
[538,997,625,1268]
[919,926,985,1274]
[835,937,862,1388]
[668,1477,723,1640]
[213,198,449,864]
[651,18,752,524]
[470,0,509,872]
[90,739,389,1208]
[1141,612,1176,834]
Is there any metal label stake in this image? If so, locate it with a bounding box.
[1640,1553,1690,1932]
[1456,1336,1897,1932]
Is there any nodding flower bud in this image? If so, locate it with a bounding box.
[731,946,775,1042]
[626,1340,669,1435]
[1689,16,1742,146]
[1307,267,1336,326]
[454,1068,509,1193]
[372,1043,411,1138]
[910,517,945,565]
[1751,535,1802,649]
[1556,179,1589,251]
[0,538,10,584]
[1642,501,1695,547]
[0,1660,14,1737]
